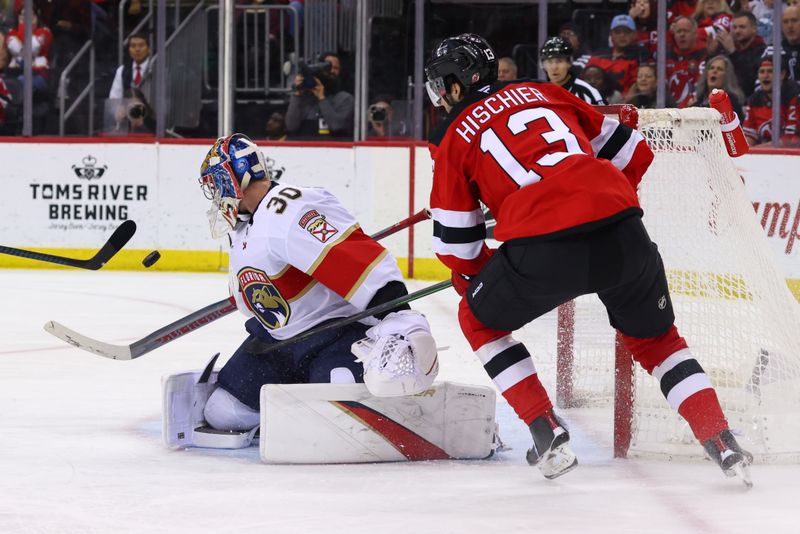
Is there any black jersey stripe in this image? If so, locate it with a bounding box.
[597,123,633,161]
[433,220,486,244]
[659,359,705,398]
[483,343,530,379]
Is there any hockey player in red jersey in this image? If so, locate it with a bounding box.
[424,33,753,483]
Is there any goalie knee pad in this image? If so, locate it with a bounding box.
[204,387,261,431]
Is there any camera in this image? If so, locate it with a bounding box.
[369,104,387,123]
[297,59,332,89]
[128,103,145,120]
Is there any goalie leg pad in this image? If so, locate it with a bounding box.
[162,355,258,450]
[162,368,219,449]
[259,381,496,464]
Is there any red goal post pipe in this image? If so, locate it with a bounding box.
[555,104,637,458]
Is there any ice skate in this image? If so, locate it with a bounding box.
[526,411,578,480]
[703,430,754,488]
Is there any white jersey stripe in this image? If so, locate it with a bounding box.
[611,129,645,173]
[652,348,693,381]
[665,373,713,410]
[590,116,619,157]
[432,236,484,260]
[430,207,485,227]
[474,335,521,365]
[492,358,537,393]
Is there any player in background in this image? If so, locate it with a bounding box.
[193,134,438,435]
[540,36,606,105]
[424,33,753,483]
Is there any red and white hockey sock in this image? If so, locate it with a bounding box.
[651,348,728,443]
[475,335,552,425]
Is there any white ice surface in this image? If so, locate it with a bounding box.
[1,269,797,534]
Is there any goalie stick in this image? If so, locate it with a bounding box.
[0,220,137,270]
[44,209,431,360]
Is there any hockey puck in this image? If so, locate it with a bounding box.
[142,250,161,268]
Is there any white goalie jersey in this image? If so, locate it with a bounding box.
[227,182,404,340]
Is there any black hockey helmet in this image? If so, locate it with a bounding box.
[540,36,574,61]
[424,33,497,107]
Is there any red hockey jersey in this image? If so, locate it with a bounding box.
[428,80,654,276]
[742,84,799,144]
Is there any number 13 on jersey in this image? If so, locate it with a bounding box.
[479,107,586,188]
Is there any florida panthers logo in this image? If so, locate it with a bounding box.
[238,267,290,329]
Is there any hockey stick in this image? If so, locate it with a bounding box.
[0,220,137,270]
[246,279,453,355]
[44,209,431,360]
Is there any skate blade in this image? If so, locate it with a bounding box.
[731,462,753,488]
[538,443,579,480]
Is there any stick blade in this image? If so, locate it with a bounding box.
[86,220,137,270]
[44,321,133,360]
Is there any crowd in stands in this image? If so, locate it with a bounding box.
[0,0,796,146]
[537,0,800,146]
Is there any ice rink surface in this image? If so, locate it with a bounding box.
[2,269,798,534]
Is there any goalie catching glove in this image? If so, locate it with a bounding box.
[351,310,439,397]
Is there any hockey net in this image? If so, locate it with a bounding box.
[548,107,800,463]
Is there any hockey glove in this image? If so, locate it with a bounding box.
[351,310,439,397]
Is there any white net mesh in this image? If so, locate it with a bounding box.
[546,108,800,462]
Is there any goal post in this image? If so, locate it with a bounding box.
[554,106,800,462]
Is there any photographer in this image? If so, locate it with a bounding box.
[107,88,155,136]
[367,95,408,139]
[285,52,354,139]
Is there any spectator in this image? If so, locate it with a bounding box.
[694,0,734,48]
[582,65,624,104]
[584,15,651,94]
[20,0,91,77]
[0,74,11,131]
[743,57,800,145]
[692,54,746,119]
[748,0,775,44]
[629,0,659,57]
[109,32,151,100]
[497,57,518,81]
[285,51,354,139]
[761,5,800,82]
[667,16,708,107]
[716,12,765,98]
[541,36,606,105]
[265,111,287,141]
[108,87,154,136]
[367,94,408,138]
[669,0,700,23]
[624,63,677,108]
[0,0,14,30]
[558,22,591,71]
[6,8,52,93]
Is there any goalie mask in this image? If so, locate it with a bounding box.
[424,33,497,108]
[199,134,280,238]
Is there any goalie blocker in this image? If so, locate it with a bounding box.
[162,358,498,462]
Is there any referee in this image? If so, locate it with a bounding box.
[540,36,606,105]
